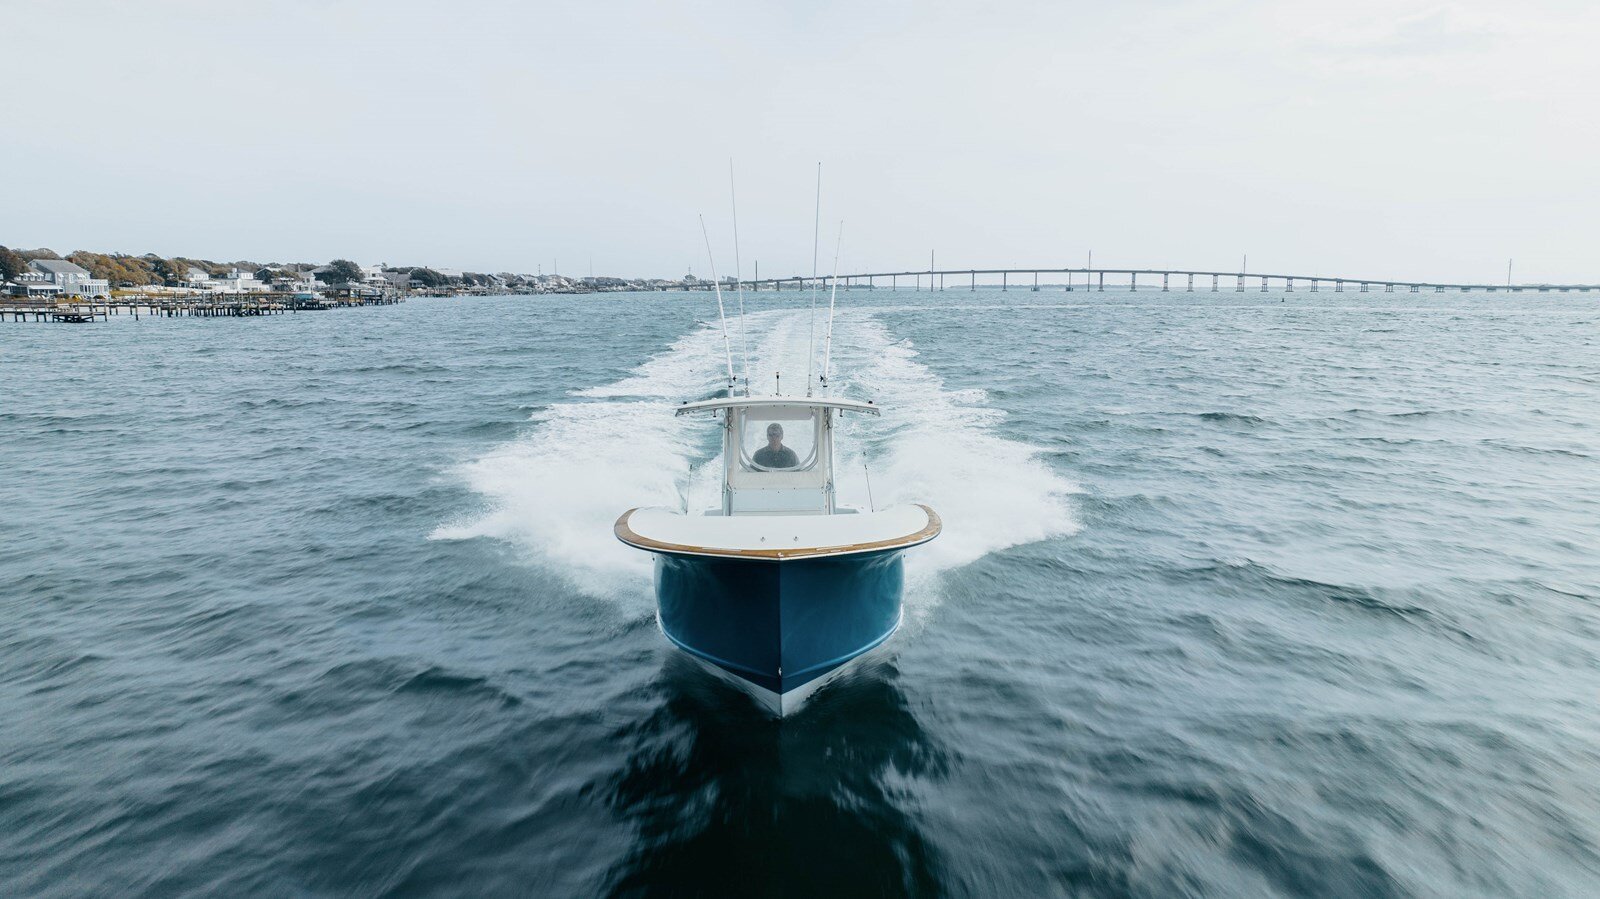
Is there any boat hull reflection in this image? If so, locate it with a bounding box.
[597,653,949,895]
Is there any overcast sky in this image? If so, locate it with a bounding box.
[7,0,1598,282]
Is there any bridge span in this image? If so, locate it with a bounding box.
[673,267,1598,294]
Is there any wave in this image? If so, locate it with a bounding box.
[1183,558,1475,641]
[433,309,1080,601]
[1196,411,1267,425]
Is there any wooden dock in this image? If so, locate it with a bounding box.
[0,294,402,323]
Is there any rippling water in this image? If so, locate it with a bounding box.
[3,291,1599,896]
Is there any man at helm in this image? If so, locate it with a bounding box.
[753,422,799,469]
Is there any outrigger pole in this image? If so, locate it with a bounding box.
[806,162,821,397]
[698,214,737,391]
[729,159,750,395]
[821,221,843,391]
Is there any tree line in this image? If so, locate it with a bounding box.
[0,246,270,286]
[1,246,498,289]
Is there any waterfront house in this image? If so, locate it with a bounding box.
[361,264,392,288]
[28,259,110,298]
[381,270,417,290]
[8,270,65,299]
[184,267,214,289]
[211,268,268,294]
[288,268,322,294]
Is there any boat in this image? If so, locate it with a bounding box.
[617,167,940,715]
[616,393,940,715]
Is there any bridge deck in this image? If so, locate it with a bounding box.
[674,268,1596,293]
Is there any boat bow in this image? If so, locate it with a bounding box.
[615,504,941,561]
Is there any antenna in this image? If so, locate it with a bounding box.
[698,214,736,390]
[729,160,749,395]
[822,221,844,391]
[807,162,821,397]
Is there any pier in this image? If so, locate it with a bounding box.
[670,267,1599,295]
[1,294,402,323]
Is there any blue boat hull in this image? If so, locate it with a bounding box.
[654,548,905,713]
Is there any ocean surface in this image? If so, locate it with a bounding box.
[3,289,1599,897]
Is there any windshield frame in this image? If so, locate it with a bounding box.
[735,407,821,472]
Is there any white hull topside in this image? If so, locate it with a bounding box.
[617,503,940,561]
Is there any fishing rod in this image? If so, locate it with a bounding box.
[821,221,843,392]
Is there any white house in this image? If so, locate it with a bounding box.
[185,267,214,289]
[28,259,110,298]
[288,268,322,294]
[361,264,392,286]
[210,268,268,294]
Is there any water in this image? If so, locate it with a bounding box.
[3,290,1598,897]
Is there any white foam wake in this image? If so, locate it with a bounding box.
[824,314,1081,588]
[433,309,1079,600]
[429,323,726,598]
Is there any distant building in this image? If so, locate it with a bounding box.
[9,270,64,299]
[288,270,321,294]
[185,267,214,289]
[28,259,109,297]
[361,264,391,286]
[261,272,297,291]
[381,270,417,289]
[210,268,268,294]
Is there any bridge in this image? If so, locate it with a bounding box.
[672,267,1599,294]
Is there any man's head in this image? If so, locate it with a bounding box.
[766,422,784,449]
